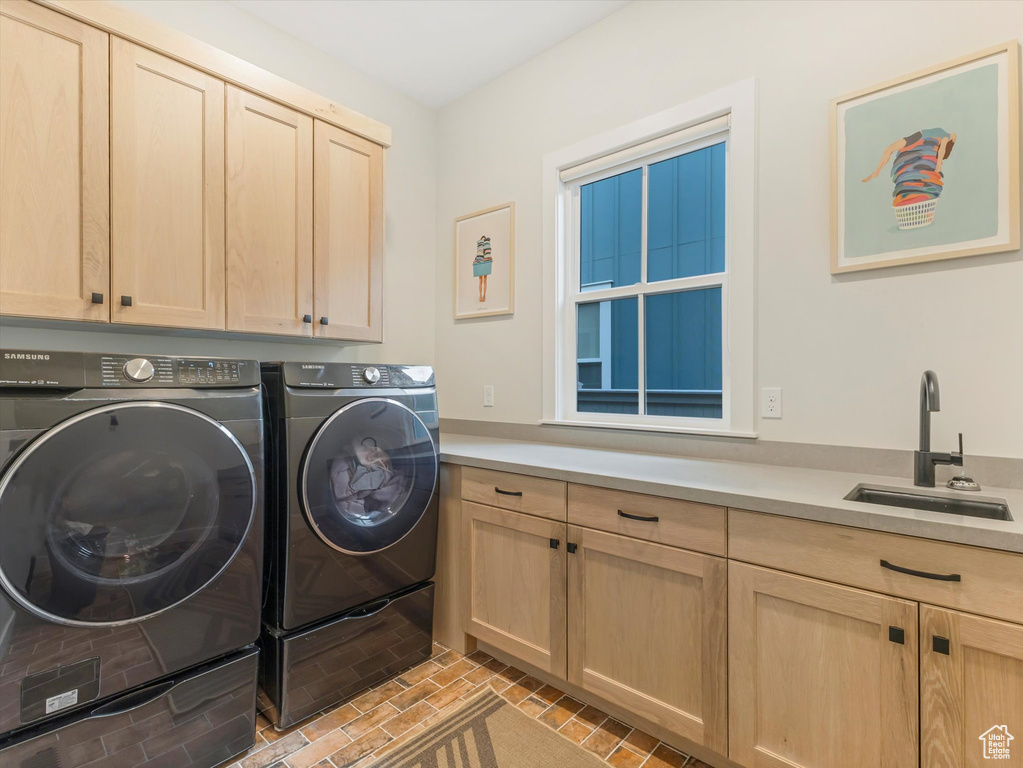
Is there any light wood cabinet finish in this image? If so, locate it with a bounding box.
[461,501,567,677]
[728,562,918,768]
[461,467,567,521]
[568,484,726,557]
[568,527,727,752]
[0,0,108,321]
[921,605,1023,768]
[313,120,383,341]
[226,85,313,336]
[38,0,391,146]
[729,509,1023,625]
[110,38,224,329]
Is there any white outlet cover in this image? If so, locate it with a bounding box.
[483,385,495,407]
[761,387,782,419]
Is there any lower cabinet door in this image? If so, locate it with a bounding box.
[567,527,727,753]
[728,562,918,768]
[921,604,1023,768]
[462,502,567,676]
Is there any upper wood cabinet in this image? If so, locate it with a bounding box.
[568,526,727,754]
[110,38,225,330]
[729,562,918,768]
[921,605,1023,768]
[0,0,108,321]
[0,4,387,340]
[462,502,567,677]
[313,120,383,341]
[226,86,313,336]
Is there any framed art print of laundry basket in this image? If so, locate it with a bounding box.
[830,41,1019,274]
[454,202,515,319]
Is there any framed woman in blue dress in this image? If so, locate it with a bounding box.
[831,41,1019,274]
[454,202,515,319]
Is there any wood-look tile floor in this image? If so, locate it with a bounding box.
[218,643,713,768]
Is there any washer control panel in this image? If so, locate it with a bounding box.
[177,358,242,385]
[100,356,174,387]
[0,351,259,389]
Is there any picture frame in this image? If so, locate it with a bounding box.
[830,41,1020,274]
[454,202,515,319]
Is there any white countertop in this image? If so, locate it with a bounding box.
[439,434,1023,554]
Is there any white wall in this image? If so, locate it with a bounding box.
[0,0,438,366]
[434,0,1023,458]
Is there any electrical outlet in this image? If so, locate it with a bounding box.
[761,387,782,419]
[483,385,495,407]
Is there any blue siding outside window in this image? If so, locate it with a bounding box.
[648,142,726,280]
[579,168,642,290]
[577,142,725,419]
[645,288,722,418]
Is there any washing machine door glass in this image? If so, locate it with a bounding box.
[0,402,256,626]
[302,398,437,555]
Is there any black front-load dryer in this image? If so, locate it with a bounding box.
[0,351,263,766]
[259,362,438,728]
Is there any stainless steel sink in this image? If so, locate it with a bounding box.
[845,484,1012,521]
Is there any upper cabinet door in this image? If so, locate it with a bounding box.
[729,562,918,768]
[313,120,383,341]
[110,39,225,330]
[567,526,728,753]
[0,1,108,321]
[921,605,1023,768]
[226,86,313,336]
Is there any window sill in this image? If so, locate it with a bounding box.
[539,418,759,439]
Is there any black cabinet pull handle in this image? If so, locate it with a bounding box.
[888,626,905,645]
[880,559,961,582]
[494,488,523,497]
[302,314,312,323]
[933,636,951,655]
[320,317,329,326]
[549,538,559,550]
[120,295,132,307]
[618,510,659,523]
[566,542,578,554]
[91,292,104,304]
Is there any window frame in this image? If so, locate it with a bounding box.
[542,79,757,437]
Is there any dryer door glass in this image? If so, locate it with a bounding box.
[0,403,256,626]
[302,398,437,554]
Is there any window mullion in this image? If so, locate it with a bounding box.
[638,164,649,415]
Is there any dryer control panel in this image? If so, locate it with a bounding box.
[279,362,435,389]
[0,350,259,389]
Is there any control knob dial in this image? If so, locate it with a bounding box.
[363,366,381,384]
[123,357,155,383]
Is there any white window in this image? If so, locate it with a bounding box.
[542,79,757,436]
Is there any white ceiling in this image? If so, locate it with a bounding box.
[228,0,631,108]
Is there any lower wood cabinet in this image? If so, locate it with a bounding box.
[921,605,1023,768]
[568,526,727,753]
[728,562,918,768]
[461,502,567,677]
[451,476,1023,768]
